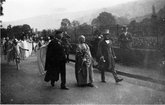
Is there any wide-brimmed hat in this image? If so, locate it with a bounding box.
[102,29,110,35]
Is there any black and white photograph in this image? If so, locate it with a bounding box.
[1,0,165,104]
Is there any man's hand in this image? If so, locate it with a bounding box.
[100,56,105,62]
[83,58,87,62]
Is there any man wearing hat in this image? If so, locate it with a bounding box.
[118,26,133,64]
[97,29,123,83]
[118,25,132,49]
[44,30,69,90]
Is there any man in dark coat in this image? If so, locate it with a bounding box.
[97,29,123,83]
[118,26,133,64]
[118,26,132,49]
[44,30,69,90]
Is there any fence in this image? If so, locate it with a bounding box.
[67,25,165,50]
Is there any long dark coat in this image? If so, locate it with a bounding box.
[44,38,66,82]
[97,39,116,71]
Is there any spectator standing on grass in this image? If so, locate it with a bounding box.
[118,26,133,64]
[118,26,132,49]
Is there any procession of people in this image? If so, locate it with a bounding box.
[1,27,130,90]
[41,28,125,90]
[2,36,34,64]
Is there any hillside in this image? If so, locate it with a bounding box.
[2,0,165,30]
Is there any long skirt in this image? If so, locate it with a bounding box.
[37,45,47,75]
[75,61,93,86]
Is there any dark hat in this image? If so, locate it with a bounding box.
[56,30,63,35]
[102,29,110,35]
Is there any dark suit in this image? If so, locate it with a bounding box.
[118,32,133,64]
[118,32,132,49]
[44,38,67,87]
[97,38,118,81]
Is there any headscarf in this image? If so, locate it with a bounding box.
[78,35,85,43]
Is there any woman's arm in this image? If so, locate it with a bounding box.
[19,46,29,51]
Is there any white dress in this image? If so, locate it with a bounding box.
[37,44,47,75]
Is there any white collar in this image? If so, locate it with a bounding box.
[105,40,110,44]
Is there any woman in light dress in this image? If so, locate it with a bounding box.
[75,35,95,87]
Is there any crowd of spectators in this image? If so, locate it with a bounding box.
[112,37,158,49]
[131,37,158,49]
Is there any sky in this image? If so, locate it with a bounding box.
[1,0,137,22]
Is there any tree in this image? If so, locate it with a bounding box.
[12,25,22,39]
[91,18,99,27]
[7,24,12,29]
[91,12,116,31]
[1,28,7,38]
[77,23,93,37]
[22,24,32,36]
[41,29,52,37]
[71,20,80,27]
[116,17,129,25]
[98,12,116,26]
[2,24,32,39]
[60,18,71,31]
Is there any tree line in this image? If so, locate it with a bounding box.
[1,6,165,41]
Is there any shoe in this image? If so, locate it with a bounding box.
[101,80,106,83]
[61,86,69,90]
[115,78,123,83]
[87,83,95,87]
[51,81,55,87]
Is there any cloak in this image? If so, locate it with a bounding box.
[44,39,66,82]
